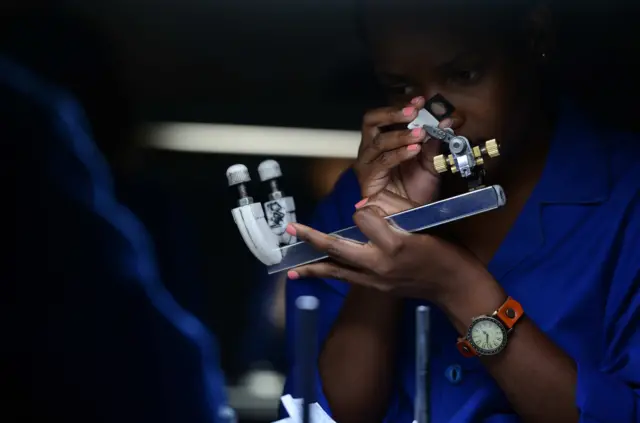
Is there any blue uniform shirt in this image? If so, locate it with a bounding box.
[284,104,640,423]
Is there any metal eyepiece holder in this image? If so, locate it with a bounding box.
[428,127,476,177]
[425,128,501,191]
[414,306,431,423]
[407,102,501,191]
[295,296,319,423]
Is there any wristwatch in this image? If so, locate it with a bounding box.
[456,296,524,358]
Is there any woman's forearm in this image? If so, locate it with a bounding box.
[319,286,401,423]
[441,270,579,423]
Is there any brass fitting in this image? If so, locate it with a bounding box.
[431,139,500,174]
[433,155,448,173]
[484,139,500,158]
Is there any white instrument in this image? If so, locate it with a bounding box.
[227,160,297,266]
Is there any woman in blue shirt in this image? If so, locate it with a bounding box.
[283,1,640,422]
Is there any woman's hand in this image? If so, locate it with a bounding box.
[354,97,457,205]
[286,190,493,303]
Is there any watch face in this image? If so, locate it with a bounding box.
[468,317,508,355]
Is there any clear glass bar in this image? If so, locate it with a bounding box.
[267,185,506,274]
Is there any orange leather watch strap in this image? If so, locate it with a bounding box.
[495,297,524,329]
[456,338,477,358]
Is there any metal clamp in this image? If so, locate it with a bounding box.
[433,138,500,175]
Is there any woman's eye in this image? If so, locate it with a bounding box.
[386,84,418,99]
[448,69,482,85]
[402,85,418,95]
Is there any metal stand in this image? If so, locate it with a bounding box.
[295,296,319,423]
[415,306,431,423]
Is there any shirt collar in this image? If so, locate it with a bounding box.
[535,100,612,204]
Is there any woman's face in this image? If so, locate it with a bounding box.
[367,13,547,159]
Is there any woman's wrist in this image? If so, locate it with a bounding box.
[433,265,506,335]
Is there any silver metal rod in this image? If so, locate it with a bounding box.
[296,296,319,423]
[267,185,506,274]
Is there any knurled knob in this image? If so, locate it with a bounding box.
[485,139,500,158]
[226,164,251,187]
[433,154,449,173]
[257,159,282,182]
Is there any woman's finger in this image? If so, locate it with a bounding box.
[361,96,425,131]
[288,261,374,287]
[353,206,408,257]
[364,142,424,175]
[360,127,427,165]
[359,97,426,158]
[361,190,418,215]
[287,223,378,269]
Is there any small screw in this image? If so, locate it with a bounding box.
[505,308,516,319]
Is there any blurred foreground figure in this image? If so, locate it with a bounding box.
[1,56,231,423]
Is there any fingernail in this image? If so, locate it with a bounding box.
[285,224,296,236]
[402,107,415,117]
[411,128,424,138]
[354,198,369,209]
[407,144,420,151]
[287,270,300,280]
[410,96,424,105]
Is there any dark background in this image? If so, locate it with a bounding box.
[7,0,639,128]
[52,0,383,128]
